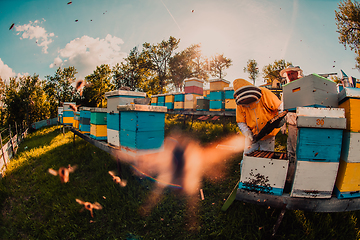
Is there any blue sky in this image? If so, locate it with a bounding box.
[0,0,358,86]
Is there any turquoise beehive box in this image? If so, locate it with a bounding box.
[117,104,167,151]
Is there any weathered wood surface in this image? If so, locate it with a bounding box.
[235,189,360,212]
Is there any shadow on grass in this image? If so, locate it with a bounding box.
[0,125,360,239]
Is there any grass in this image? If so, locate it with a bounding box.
[0,120,359,239]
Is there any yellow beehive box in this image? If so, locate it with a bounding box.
[90,124,107,140]
[165,94,174,103]
[335,160,360,193]
[339,98,360,132]
[174,102,184,109]
[184,101,197,109]
[151,96,158,103]
[225,99,236,110]
[63,117,74,125]
[209,79,230,91]
[203,89,210,97]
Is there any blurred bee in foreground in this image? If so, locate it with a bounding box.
[76,199,103,217]
[48,164,77,183]
[108,171,127,187]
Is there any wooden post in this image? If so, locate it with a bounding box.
[9,125,15,156]
[15,122,18,145]
[0,132,7,170]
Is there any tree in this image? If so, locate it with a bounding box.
[113,47,151,91]
[169,44,208,91]
[209,53,232,79]
[335,0,360,69]
[142,36,180,93]
[243,59,259,85]
[84,64,115,108]
[262,59,292,84]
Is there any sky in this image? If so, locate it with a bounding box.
[0,0,358,87]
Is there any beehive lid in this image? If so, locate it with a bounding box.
[90,108,108,112]
[224,87,234,91]
[79,107,95,111]
[105,90,146,98]
[338,87,360,102]
[172,92,185,95]
[117,104,167,112]
[208,78,230,84]
[296,107,345,118]
[184,77,204,83]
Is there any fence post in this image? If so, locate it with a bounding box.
[9,124,15,156]
[15,122,18,145]
[0,132,7,170]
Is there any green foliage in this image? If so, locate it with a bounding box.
[4,75,50,127]
[335,0,360,69]
[262,59,292,84]
[209,53,232,79]
[142,36,180,93]
[243,59,259,85]
[84,64,115,108]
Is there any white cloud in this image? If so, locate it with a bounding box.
[15,20,54,54]
[50,34,127,79]
[0,58,16,82]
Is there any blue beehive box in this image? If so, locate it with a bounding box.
[209,91,225,101]
[224,87,234,99]
[118,104,167,151]
[290,107,346,198]
[174,92,185,102]
[165,102,174,110]
[79,107,93,134]
[209,100,224,110]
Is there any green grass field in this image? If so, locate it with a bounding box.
[0,120,360,239]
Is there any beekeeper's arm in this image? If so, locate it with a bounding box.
[237,122,253,149]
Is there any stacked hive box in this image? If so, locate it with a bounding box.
[165,93,174,110]
[117,104,167,152]
[208,79,229,111]
[79,107,93,134]
[196,96,209,111]
[209,90,225,111]
[239,150,289,196]
[58,107,63,124]
[90,108,107,140]
[224,87,236,111]
[203,88,210,98]
[290,107,346,198]
[174,92,185,110]
[62,102,76,126]
[184,93,201,110]
[282,74,338,111]
[335,88,360,199]
[151,95,158,106]
[73,111,80,129]
[184,78,204,95]
[157,94,165,107]
[105,90,146,147]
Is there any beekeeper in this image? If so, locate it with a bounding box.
[233,78,282,154]
[279,65,303,190]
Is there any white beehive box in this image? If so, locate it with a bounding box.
[291,161,339,198]
[296,107,346,129]
[239,151,289,196]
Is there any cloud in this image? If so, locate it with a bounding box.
[50,34,127,79]
[0,58,16,82]
[15,20,54,54]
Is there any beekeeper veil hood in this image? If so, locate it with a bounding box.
[233,78,262,105]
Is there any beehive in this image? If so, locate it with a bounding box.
[174,101,184,110]
[157,94,166,106]
[174,92,185,102]
[184,94,201,110]
[239,150,289,196]
[90,108,107,140]
[73,111,80,129]
[225,99,236,111]
[184,78,204,88]
[209,101,224,111]
[79,107,93,134]
[335,159,360,199]
[165,94,174,103]
[151,96,158,106]
[338,87,360,132]
[196,97,209,111]
[282,74,338,111]
[58,107,63,123]
[107,111,120,146]
[203,89,210,97]
[118,104,167,151]
[209,79,230,91]
[105,90,146,111]
[290,107,345,198]
[62,102,76,126]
